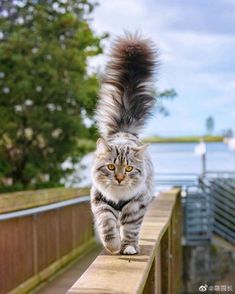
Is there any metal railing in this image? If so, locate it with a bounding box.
[182,185,213,245]
[155,171,235,246]
[201,176,235,245]
[155,172,199,191]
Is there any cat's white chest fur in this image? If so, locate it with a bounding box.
[93,177,146,203]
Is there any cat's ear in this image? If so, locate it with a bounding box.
[96,137,111,155]
[132,144,149,160]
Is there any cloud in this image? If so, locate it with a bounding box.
[90,0,235,136]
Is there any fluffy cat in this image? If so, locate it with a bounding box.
[91,33,157,255]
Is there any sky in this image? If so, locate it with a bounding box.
[89,0,235,137]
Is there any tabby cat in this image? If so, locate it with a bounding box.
[91,33,157,255]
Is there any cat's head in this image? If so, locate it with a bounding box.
[92,138,148,191]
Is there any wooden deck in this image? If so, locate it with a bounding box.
[32,246,102,294]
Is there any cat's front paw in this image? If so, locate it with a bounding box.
[121,244,139,255]
[104,237,121,254]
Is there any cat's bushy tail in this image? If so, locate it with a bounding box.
[96,33,158,138]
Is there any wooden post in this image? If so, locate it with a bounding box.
[202,153,206,176]
[161,228,169,294]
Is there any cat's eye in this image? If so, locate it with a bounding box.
[125,165,133,172]
[107,164,115,171]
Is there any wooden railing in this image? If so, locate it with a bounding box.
[68,188,182,294]
[0,188,94,294]
[0,187,90,213]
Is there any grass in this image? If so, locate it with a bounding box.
[143,135,224,143]
[77,136,224,146]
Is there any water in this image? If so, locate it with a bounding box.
[64,142,235,188]
[149,142,235,174]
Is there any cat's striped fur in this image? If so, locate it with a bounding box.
[91,33,157,255]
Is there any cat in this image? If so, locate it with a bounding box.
[91,33,157,255]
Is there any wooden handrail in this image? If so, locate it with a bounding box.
[0,196,90,220]
[68,188,182,294]
[0,187,90,213]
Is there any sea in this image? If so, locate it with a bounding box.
[63,142,235,190]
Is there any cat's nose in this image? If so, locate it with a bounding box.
[115,174,125,183]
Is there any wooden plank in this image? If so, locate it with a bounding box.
[1,201,94,294]
[67,188,181,294]
[0,216,34,293]
[8,238,97,294]
[35,246,102,294]
[155,244,162,293]
[0,187,90,213]
[161,228,169,294]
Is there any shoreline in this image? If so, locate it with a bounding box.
[143,136,224,144]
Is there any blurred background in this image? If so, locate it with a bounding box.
[0,1,235,293]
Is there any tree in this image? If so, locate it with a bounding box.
[155,88,177,116]
[0,0,105,192]
[222,128,233,138]
[206,116,215,135]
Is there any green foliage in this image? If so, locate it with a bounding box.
[206,116,215,135]
[0,0,105,192]
[222,128,233,138]
[155,88,177,116]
